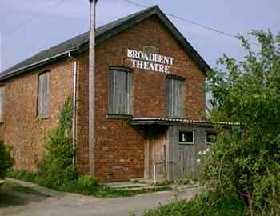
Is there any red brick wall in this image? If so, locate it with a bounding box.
[75,54,90,174]
[1,15,206,182]
[90,15,206,181]
[2,60,74,170]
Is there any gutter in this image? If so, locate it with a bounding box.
[0,49,78,81]
[68,52,78,168]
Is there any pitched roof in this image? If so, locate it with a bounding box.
[0,5,210,81]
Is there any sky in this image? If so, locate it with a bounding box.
[0,0,279,72]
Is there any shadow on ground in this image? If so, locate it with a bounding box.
[0,182,51,207]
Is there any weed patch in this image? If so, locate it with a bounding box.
[143,192,246,216]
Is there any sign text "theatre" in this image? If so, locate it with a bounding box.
[127,49,174,74]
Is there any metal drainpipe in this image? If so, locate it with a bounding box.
[68,52,78,168]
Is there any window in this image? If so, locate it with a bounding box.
[0,87,4,122]
[166,75,185,118]
[37,72,49,118]
[206,132,217,145]
[108,67,133,115]
[179,131,194,145]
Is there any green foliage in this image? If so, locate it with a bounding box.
[0,140,12,179]
[204,31,280,215]
[62,175,99,195]
[8,170,38,182]
[9,169,169,198]
[38,97,77,188]
[143,192,245,216]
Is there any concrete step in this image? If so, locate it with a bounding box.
[105,182,148,189]
[104,181,171,192]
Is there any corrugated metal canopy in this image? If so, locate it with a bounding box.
[130,117,239,127]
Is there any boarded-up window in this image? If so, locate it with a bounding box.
[0,87,4,122]
[108,68,132,115]
[166,76,185,118]
[37,72,49,118]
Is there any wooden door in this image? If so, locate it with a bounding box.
[144,128,168,182]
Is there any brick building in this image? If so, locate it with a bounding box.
[0,6,215,182]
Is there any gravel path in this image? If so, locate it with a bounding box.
[0,179,200,216]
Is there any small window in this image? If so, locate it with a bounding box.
[37,72,50,118]
[166,77,185,118]
[0,86,4,122]
[108,67,133,115]
[206,132,217,145]
[179,131,194,145]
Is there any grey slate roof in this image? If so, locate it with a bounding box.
[0,5,210,81]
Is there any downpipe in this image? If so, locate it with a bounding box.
[68,52,78,169]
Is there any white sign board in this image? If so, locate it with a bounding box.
[127,49,174,74]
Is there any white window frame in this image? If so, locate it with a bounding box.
[178,130,194,145]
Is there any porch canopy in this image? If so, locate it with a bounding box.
[129,117,212,127]
[129,117,239,128]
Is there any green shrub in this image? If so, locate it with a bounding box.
[66,176,99,195]
[8,170,37,182]
[144,192,245,216]
[38,97,77,189]
[205,31,280,215]
[0,140,12,179]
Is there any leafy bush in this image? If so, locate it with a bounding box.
[8,170,37,182]
[38,97,77,189]
[204,31,280,215]
[0,140,12,179]
[64,175,99,195]
[144,192,245,216]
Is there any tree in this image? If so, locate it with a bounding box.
[38,97,77,188]
[204,31,280,215]
[0,141,12,179]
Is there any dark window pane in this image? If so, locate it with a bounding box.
[179,131,193,144]
[206,132,217,144]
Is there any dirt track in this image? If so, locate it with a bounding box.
[0,179,199,216]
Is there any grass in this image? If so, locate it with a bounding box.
[94,185,171,198]
[8,170,170,198]
[143,192,247,216]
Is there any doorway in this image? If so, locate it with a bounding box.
[144,127,168,182]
